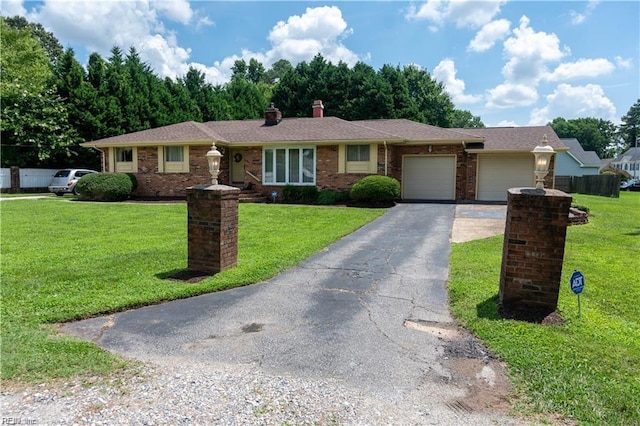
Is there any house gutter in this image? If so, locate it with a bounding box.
[383,141,388,176]
[91,146,106,172]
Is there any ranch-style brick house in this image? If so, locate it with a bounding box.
[81,100,567,202]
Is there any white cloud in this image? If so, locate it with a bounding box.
[501,16,568,84]
[433,59,482,104]
[495,120,519,127]
[570,0,599,25]
[32,1,171,55]
[406,0,506,29]
[207,6,362,84]
[615,56,633,69]
[468,18,511,52]
[266,6,359,66]
[486,83,538,109]
[137,32,192,78]
[196,16,214,31]
[0,0,26,16]
[153,0,193,25]
[529,83,616,125]
[545,58,615,82]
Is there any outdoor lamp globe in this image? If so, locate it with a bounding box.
[206,142,222,185]
[531,135,555,189]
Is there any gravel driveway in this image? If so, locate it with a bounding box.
[3,203,534,425]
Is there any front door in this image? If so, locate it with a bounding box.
[231,149,245,184]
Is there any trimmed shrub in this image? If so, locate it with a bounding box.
[281,184,300,203]
[317,189,351,205]
[75,173,133,202]
[126,173,138,192]
[300,186,319,204]
[281,185,319,204]
[571,203,590,214]
[350,175,400,202]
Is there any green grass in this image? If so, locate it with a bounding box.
[449,192,640,425]
[0,199,383,382]
[0,192,54,198]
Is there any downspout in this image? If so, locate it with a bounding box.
[91,146,106,172]
[384,141,388,176]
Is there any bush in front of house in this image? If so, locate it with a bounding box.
[350,175,400,203]
[75,173,133,202]
[281,185,319,204]
[281,185,300,203]
[126,173,138,192]
[317,189,351,205]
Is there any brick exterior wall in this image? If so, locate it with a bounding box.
[186,185,240,274]
[499,188,572,315]
[116,142,552,201]
[112,146,233,197]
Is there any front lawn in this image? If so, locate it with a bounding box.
[0,199,383,382]
[449,192,640,425]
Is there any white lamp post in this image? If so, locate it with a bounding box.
[206,142,222,185]
[532,134,555,190]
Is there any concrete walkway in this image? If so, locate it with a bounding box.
[61,203,525,424]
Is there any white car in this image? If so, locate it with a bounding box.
[48,169,97,196]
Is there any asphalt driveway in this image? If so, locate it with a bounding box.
[62,203,521,424]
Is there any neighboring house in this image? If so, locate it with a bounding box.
[80,101,566,202]
[555,138,601,177]
[610,147,640,179]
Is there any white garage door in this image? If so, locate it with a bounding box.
[477,154,534,201]
[402,156,456,200]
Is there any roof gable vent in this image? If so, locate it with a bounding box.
[265,103,282,126]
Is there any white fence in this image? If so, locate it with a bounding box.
[0,169,9,189]
[0,168,58,189]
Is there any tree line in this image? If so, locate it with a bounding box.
[1,16,638,169]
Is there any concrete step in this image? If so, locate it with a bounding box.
[238,190,267,203]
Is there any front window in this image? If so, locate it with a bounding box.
[347,145,370,162]
[161,146,189,173]
[114,147,136,172]
[263,147,315,185]
[116,147,133,163]
[165,146,184,162]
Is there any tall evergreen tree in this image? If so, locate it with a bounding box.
[620,99,640,152]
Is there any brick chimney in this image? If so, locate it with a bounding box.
[312,100,324,118]
[265,103,282,126]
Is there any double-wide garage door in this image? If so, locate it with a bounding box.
[477,154,535,201]
[402,156,456,200]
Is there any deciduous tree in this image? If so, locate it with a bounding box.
[0,18,76,167]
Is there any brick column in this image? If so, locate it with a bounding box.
[187,184,240,274]
[499,188,572,317]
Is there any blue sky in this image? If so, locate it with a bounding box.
[3,0,638,127]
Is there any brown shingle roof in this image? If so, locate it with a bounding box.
[81,117,564,153]
[203,117,402,144]
[81,121,226,146]
[355,119,484,142]
[464,126,566,151]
